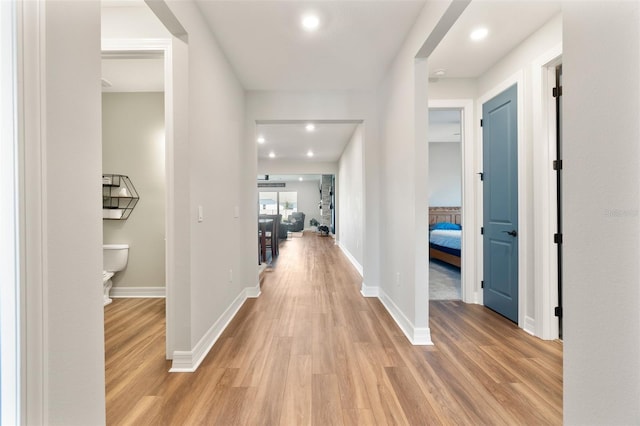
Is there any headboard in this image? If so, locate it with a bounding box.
[429,207,461,226]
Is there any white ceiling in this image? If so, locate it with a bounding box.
[256,122,360,162]
[101,0,561,160]
[195,1,427,91]
[428,0,561,79]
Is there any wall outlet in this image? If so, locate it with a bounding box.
[396,272,401,287]
[198,205,204,222]
[229,269,233,283]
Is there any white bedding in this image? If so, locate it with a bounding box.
[429,229,461,250]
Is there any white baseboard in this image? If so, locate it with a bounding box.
[110,286,166,298]
[169,285,259,372]
[338,242,363,276]
[360,282,379,297]
[378,289,433,345]
[524,315,536,336]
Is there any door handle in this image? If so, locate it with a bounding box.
[502,230,518,237]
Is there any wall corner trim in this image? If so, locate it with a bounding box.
[168,286,257,372]
[111,286,166,298]
[378,289,433,345]
[360,282,379,297]
[524,316,536,336]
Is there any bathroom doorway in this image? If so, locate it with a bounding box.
[101,49,167,301]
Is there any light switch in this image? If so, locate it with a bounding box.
[198,205,204,222]
[234,206,239,218]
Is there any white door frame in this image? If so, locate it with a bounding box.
[477,70,527,330]
[101,38,175,356]
[532,44,563,340]
[428,99,475,303]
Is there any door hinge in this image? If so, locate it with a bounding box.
[553,86,563,98]
[553,160,563,171]
[481,280,484,289]
[480,227,484,235]
[554,306,563,317]
[480,119,483,127]
[554,233,563,244]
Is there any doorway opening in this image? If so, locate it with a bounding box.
[428,108,462,301]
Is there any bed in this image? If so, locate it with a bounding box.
[429,207,461,268]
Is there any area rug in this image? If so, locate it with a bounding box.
[429,259,461,300]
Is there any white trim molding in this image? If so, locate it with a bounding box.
[360,282,379,298]
[169,286,258,372]
[428,99,475,304]
[532,43,562,340]
[378,289,433,345]
[338,241,363,276]
[110,286,166,298]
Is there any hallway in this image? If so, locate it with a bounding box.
[105,233,562,425]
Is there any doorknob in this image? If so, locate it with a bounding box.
[502,230,518,237]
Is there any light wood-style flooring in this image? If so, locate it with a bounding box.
[105,232,562,425]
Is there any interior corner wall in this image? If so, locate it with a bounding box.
[376,0,452,335]
[338,124,364,269]
[102,92,166,290]
[41,1,106,423]
[163,1,247,349]
[562,2,640,423]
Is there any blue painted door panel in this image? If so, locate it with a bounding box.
[483,84,518,323]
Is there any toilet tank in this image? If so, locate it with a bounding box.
[103,244,129,272]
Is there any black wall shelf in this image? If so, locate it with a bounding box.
[102,174,139,220]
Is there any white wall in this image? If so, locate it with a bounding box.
[563,2,640,423]
[338,124,364,271]
[160,1,248,353]
[23,1,106,423]
[102,4,170,39]
[103,92,166,290]
[428,142,461,206]
[375,0,455,343]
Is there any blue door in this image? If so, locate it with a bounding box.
[482,84,518,323]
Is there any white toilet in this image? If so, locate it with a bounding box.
[102,244,129,306]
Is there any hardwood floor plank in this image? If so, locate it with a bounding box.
[105,233,562,425]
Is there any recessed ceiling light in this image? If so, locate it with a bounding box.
[257,136,265,144]
[433,69,447,77]
[307,150,314,157]
[470,27,489,41]
[305,123,315,132]
[301,14,320,31]
[299,177,303,181]
[269,152,275,158]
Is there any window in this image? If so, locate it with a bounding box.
[278,192,297,220]
[259,191,297,220]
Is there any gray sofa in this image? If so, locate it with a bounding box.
[279,212,305,237]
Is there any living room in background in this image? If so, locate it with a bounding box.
[258,191,297,218]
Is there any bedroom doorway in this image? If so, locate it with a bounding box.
[428,108,463,300]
